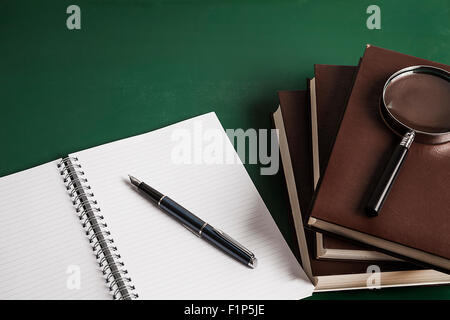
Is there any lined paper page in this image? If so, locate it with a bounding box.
[0,162,110,299]
[71,112,313,299]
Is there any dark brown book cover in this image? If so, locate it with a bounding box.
[314,64,371,252]
[308,45,450,271]
[313,65,400,261]
[276,90,411,277]
[315,64,358,177]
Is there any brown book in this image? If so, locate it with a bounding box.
[273,89,449,291]
[307,45,450,272]
[310,64,399,261]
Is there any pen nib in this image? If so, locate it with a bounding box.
[128,175,141,187]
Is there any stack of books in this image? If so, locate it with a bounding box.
[273,45,450,291]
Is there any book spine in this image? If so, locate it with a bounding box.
[58,156,138,300]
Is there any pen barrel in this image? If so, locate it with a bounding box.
[159,197,255,267]
[159,197,206,233]
[140,182,164,204]
[201,225,254,266]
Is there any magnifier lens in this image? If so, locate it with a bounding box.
[384,72,450,133]
[367,66,450,217]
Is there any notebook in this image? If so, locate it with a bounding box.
[307,45,450,272]
[310,64,398,262]
[273,89,450,291]
[0,112,314,299]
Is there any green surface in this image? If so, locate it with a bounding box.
[0,0,449,299]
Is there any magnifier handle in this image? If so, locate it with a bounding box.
[366,131,415,216]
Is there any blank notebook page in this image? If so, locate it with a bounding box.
[71,112,313,299]
[0,161,110,299]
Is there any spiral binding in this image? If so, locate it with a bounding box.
[58,156,138,300]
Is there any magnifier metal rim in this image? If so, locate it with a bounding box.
[381,65,450,138]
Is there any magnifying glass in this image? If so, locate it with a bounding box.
[366,65,450,216]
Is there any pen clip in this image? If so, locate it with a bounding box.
[214,228,255,258]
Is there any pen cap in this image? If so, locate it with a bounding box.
[201,224,255,266]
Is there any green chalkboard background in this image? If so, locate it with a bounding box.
[0,0,449,299]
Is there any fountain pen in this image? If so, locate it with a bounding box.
[128,175,257,268]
